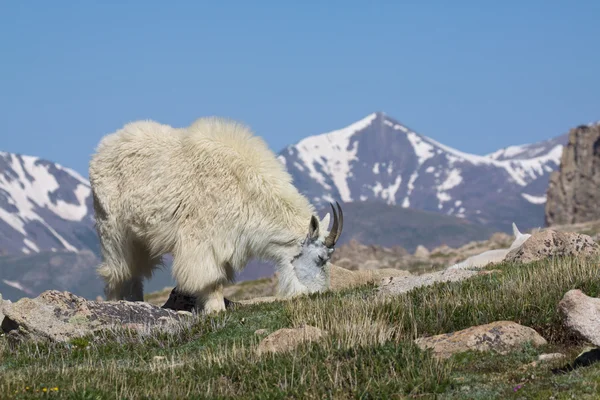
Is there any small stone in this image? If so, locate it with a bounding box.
[256,324,326,355]
[176,310,193,317]
[538,353,566,362]
[413,245,430,259]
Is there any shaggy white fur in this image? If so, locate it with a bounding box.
[89,117,343,314]
[447,223,531,270]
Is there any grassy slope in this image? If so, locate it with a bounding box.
[1,256,600,399]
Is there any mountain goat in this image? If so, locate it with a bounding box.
[447,222,531,270]
[89,117,344,314]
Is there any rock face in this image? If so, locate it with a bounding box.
[414,321,547,359]
[1,290,187,343]
[558,289,600,346]
[504,229,598,264]
[546,123,600,226]
[256,324,326,355]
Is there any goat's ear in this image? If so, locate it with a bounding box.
[512,222,521,237]
[308,215,320,240]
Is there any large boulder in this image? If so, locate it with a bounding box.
[415,321,547,359]
[1,290,188,343]
[504,229,598,264]
[546,123,600,226]
[558,289,600,346]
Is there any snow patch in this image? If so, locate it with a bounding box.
[521,193,547,204]
[23,238,39,252]
[406,132,435,165]
[372,182,383,197]
[402,197,410,208]
[293,113,377,201]
[439,169,463,191]
[380,175,402,205]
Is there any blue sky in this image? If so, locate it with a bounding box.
[1,1,599,177]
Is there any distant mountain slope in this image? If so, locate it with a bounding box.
[278,112,568,232]
[0,250,102,301]
[0,151,98,256]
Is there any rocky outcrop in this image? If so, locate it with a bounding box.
[1,290,189,343]
[414,321,547,359]
[256,324,326,355]
[558,289,600,346]
[546,123,600,226]
[504,229,598,264]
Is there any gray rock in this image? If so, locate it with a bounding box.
[504,229,598,264]
[414,321,547,359]
[538,353,566,362]
[558,289,600,346]
[1,290,188,343]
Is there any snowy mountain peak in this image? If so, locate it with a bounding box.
[278,112,569,232]
[0,151,96,255]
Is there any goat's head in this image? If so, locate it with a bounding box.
[291,201,344,292]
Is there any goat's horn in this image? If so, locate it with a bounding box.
[324,202,339,248]
[334,201,343,244]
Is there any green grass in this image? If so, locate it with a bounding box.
[2,256,600,399]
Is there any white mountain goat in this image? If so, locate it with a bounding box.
[446,223,531,270]
[88,117,344,314]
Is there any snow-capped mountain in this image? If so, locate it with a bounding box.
[0,151,97,256]
[278,112,569,232]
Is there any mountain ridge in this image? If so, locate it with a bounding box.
[278,111,568,232]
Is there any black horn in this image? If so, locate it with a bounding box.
[334,201,343,244]
[324,201,343,248]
